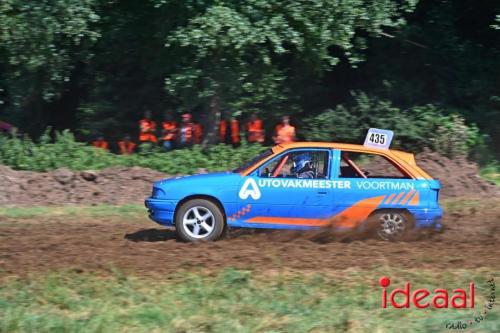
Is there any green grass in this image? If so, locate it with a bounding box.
[480,163,500,186]
[0,268,498,333]
[2,197,494,219]
[0,204,144,219]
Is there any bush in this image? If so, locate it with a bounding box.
[0,129,267,174]
[301,92,484,157]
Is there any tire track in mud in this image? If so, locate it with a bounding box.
[0,202,499,277]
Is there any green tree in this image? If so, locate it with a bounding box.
[161,0,417,144]
[0,0,100,132]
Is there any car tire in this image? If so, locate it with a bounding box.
[175,199,225,242]
[370,210,414,241]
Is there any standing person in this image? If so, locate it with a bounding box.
[138,110,157,144]
[161,112,177,150]
[246,113,265,143]
[118,135,136,155]
[91,136,109,151]
[178,113,196,148]
[219,115,240,146]
[230,116,240,147]
[273,115,296,144]
[194,122,203,144]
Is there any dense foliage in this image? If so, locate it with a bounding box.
[0,0,499,158]
[301,93,483,158]
[0,129,266,173]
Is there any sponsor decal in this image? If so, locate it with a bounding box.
[239,177,416,201]
[239,178,261,200]
[356,181,414,191]
[257,179,351,189]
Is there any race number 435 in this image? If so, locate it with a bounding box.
[363,128,394,150]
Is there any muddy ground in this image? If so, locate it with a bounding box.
[1,199,498,278]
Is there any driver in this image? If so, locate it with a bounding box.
[291,153,315,178]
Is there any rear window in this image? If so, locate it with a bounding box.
[339,151,411,179]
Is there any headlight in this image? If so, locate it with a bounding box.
[152,187,166,198]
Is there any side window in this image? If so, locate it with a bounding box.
[339,151,411,179]
[259,150,329,179]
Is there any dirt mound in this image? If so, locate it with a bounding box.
[415,149,498,198]
[0,165,168,206]
[0,149,497,206]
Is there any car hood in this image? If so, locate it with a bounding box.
[154,171,239,187]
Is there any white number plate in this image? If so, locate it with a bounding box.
[363,128,394,149]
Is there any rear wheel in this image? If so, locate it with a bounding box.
[371,210,413,241]
[175,199,225,242]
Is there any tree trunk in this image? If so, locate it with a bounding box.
[201,89,221,150]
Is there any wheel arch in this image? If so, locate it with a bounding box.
[369,208,415,224]
[175,195,227,225]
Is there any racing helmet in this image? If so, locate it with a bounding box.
[291,153,313,174]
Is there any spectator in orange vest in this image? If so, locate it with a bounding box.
[92,136,109,151]
[246,113,265,143]
[194,122,203,144]
[161,112,177,150]
[118,135,136,155]
[230,117,240,147]
[273,115,296,144]
[219,116,240,146]
[178,113,196,147]
[138,111,158,143]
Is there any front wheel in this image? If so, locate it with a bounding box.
[175,199,225,242]
[371,210,413,241]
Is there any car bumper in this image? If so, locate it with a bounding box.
[144,198,177,226]
[411,207,443,231]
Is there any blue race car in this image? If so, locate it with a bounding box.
[145,140,443,242]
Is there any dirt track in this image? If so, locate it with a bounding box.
[1,200,499,278]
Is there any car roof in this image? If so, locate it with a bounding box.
[274,142,406,155]
[241,142,433,180]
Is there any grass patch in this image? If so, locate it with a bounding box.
[2,197,493,219]
[440,197,500,214]
[0,204,144,219]
[0,268,497,333]
[480,163,500,186]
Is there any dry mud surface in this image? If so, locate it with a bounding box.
[1,200,499,278]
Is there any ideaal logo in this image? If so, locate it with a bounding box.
[379,276,475,309]
[379,276,496,330]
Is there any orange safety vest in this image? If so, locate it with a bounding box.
[275,124,295,144]
[162,121,177,141]
[92,139,109,151]
[219,119,240,144]
[231,119,240,144]
[139,119,157,143]
[118,141,136,155]
[247,119,264,143]
[194,123,203,144]
[219,119,228,142]
[179,123,195,144]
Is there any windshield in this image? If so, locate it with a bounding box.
[233,149,273,173]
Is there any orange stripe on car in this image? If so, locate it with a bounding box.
[401,190,415,205]
[391,192,405,204]
[408,192,420,205]
[332,195,386,228]
[246,195,386,228]
[384,193,395,204]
